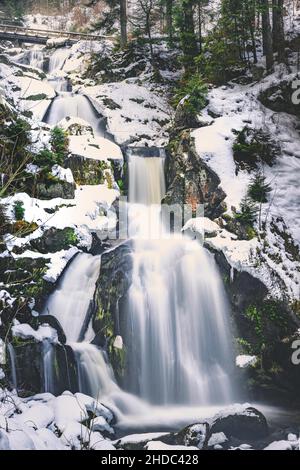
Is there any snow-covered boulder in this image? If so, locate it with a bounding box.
[209,406,268,441]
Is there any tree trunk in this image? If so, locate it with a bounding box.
[120,0,127,49]
[246,1,258,64]
[261,0,274,73]
[273,0,286,63]
[197,0,203,53]
[181,0,198,71]
[165,0,173,40]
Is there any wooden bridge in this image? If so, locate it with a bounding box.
[0,24,114,45]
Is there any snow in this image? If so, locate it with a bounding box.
[82,82,171,146]
[12,323,58,343]
[113,335,123,350]
[68,135,123,161]
[264,440,294,451]
[145,441,199,451]
[17,76,55,121]
[114,432,168,447]
[51,164,74,184]
[208,432,228,447]
[236,355,258,369]
[17,403,54,430]
[90,416,114,435]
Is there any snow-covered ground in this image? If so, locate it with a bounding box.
[82,82,172,147]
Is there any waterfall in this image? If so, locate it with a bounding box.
[123,154,238,406]
[71,343,118,399]
[43,253,101,343]
[7,343,18,390]
[42,340,55,393]
[43,93,106,136]
[48,48,71,75]
[42,253,119,398]
[28,47,44,70]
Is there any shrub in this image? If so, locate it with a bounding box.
[173,73,208,116]
[234,196,258,225]
[50,127,69,166]
[13,200,25,221]
[34,149,57,168]
[248,172,272,203]
[233,127,279,170]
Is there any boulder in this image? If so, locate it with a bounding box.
[259,76,300,117]
[30,227,78,254]
[163,130,226,220]
[209,406,268,440]
[65,155,110,185]
[36,181,75,200]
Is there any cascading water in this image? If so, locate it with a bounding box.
[34,40,239,431]
[123,154,238,406]
[28,47,44,70]
[48,48,71,75]
[43,254,101,342]
[43,93,106,136]
[42,253,118,397]
[7,343,18,390]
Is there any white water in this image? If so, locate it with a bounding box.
[124,155,237,406]
[7,343,18,390]
[43,253,101,343]
[28,47,44,70]
[48,48,71,75]
[44,93,106,136]
[43,340,55,393]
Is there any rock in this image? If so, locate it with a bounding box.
[209,406,268,440]
[30,227,78,254]
[259,76,300,118]
[175,423,209,449]
[164,130,226,220]
[208,432,228,448]
[65,155,110,185]
[174,96,205,130]
[36,181,75,200]
[58,117,94,136]
[93,242,133,380]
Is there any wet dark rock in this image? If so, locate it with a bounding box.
[10,342,77,397]
[163,130,226,220]
[30,227,78,254]
[209,407,268,440]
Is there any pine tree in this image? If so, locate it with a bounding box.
[248,171,272,203]
[235,195,258,225]
[175,0,199,71]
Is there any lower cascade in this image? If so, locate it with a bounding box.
[123,154,238,405]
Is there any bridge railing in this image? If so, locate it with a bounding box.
[0,24,115,41]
